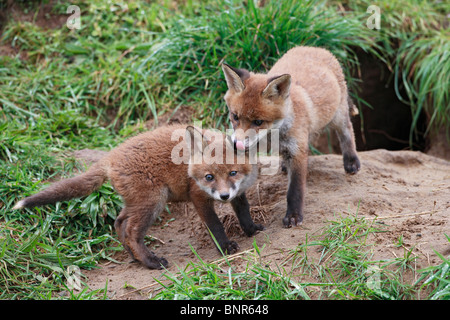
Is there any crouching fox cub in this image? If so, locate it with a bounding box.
[222,46,361,228]
[13,125,262,269]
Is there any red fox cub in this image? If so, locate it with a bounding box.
[222,46,360,228]
[13,125,262,269]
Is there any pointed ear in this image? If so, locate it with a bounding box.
[262,74,291,100]
[221,63,250,93]
[185,126,209,156]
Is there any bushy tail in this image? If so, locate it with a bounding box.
[13,162,108,210]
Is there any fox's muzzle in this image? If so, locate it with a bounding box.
[219,193,230,201]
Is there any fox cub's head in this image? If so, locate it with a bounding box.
[185,126,257,202]
[222,63,292,151]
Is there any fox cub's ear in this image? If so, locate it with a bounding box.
[185,126,209,156]
[262,74,291,101]
[221,63,250,93]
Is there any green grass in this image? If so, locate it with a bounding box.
[395,30,449,142]
[1,0,375,129]
[416,236,450,300]
[0,0,448,299]
[153,214,449,300]
[338,0,449,142]
[134,0,377,128]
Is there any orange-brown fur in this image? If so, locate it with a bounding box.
[222,46,360,227]
[13,124,262,269]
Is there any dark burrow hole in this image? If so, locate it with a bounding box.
[351,51,428,153]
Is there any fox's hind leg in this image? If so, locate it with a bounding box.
[116,195,169,269]
[331,95,361,174]
[114,209,133,259]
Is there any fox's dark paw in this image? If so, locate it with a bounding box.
[158,257,169,269]
[142,256,169,269]
[243,223,265,237]
[255,223,265,232]
[344,153,361,175]
[222,241,239,255]
[283,213,303,228]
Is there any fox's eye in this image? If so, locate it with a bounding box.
[253,119,263,126]
[205,174,214,181]
[232,113,239,121]
[229,171,237,176]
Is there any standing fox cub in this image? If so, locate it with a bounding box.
[222,46,361,227]
[13,125,262,269]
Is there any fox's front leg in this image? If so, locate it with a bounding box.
[231,193,264,236]
[283,150,308,228]
[191,190,239,254]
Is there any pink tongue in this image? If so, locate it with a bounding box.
[235,140,245,150]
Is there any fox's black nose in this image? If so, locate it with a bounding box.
[220,193,230,201]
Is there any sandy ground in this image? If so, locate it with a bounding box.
[79,148,449,299]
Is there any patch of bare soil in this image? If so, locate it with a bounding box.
[80,146,449,299]
[0,0,68,60]
[1,0,67,31]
